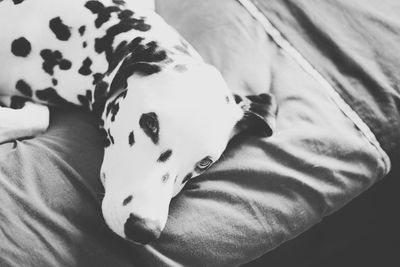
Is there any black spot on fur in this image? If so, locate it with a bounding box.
[36,87,71,106]
[139,112,159,144]
[94,14,151,64]
[92,80,109,117]
[49,17,71,41]
[128,41,167,63]
[95,23,130,58]
[10,96,28,109]
[106,37,145,75]
[246,94,272,104]
[108,40,166,96]
[95,80,108,94]
[40,49,72,75]
[85,89,93,102]
[15,79,32,97]
[12,0,25,4]
[234,94,243,104]
[158,150,172,163]
[225,96,230,104]
[59,59,72,70]
[83,41,88,48]
[105,90,126,121]
[235,93,277,137]
[118,9,133,20]
[107,101,119,122]
[11,37,31,57]
[77,89,93,110]
[182,173,193,184]
[112,0,125,5]
[110,62,160,96]
[123,195,133,206]
[78,57,93,76]
[107,40,128,73]
[246,94,276,121]
[85,1,120,28]
[128,131,135,146]
[52,78,58,86]
[117,89,127,100]
[161,173,170,183]
[107,129,115,144]
[124,17,151,32]
[78,95,90,110]
[78,25,86,36]
[92,73,104,85]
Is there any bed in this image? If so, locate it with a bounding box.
[0,0,399,266]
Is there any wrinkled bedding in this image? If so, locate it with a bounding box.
[0,0,397,266]
[250,0,400,158]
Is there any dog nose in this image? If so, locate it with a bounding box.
[124,213,162,244]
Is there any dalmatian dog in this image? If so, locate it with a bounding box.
[0,0,276,244]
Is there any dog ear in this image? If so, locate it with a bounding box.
[233,93,277,137]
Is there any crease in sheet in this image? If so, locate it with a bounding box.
[237,0,391,176]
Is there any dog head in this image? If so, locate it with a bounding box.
[99,55,276,244]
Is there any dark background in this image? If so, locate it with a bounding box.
[246,159,400,267]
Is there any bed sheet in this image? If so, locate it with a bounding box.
[250,0,400,158]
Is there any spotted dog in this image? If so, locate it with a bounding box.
[0,0,276,244]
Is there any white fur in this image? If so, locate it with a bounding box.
[0,0,245,243]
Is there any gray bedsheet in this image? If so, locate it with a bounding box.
[251,0,400,158]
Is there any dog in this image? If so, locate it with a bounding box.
[0,0,276,244]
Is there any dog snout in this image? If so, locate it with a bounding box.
[124,213,162,244]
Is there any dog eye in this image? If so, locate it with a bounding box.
[195,156,213,172]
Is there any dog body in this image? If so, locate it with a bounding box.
[0,0,276,244]
[0,0,200,109]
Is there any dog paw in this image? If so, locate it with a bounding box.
[0,103,49,143]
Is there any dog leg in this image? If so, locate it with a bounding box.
[0,102,49,144]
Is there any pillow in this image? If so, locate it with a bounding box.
[133,0,388,265]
